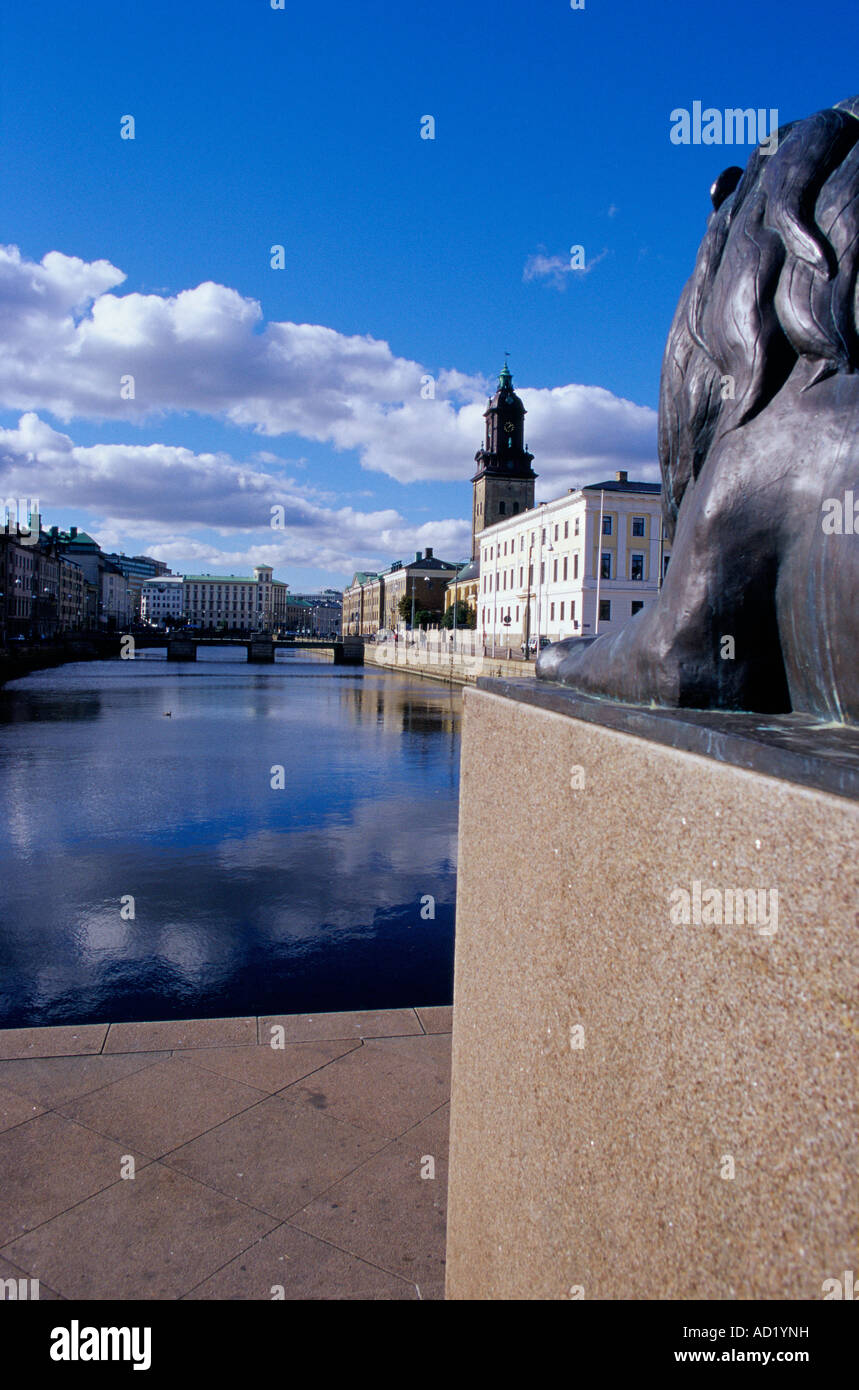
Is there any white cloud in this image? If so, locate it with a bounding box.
[0,244,657,492]
[523,247,610,290]
[0,413,471,575]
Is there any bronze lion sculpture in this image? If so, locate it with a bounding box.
[538,95,859,724]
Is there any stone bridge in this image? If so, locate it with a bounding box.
[131,635,364,665]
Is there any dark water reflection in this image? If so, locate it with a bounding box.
[0,655,460,1027]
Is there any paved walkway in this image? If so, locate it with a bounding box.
[0,1006,451,1300]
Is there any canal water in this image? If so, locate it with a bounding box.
[0,652,461,1028]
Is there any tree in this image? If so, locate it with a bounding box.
[396,593,441,628]
[441,600,476,629]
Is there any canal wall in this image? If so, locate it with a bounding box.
[0,636,123,688]
[364,638,536,686]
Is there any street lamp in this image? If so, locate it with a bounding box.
[522,536,534,656]
[409,575,431,637]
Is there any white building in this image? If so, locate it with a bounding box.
[475,471,670,646]
[141,576,185,627]
[181,566,288,632]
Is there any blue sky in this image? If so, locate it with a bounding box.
[1,0,856,589]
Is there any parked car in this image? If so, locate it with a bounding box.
[520,635,552,655]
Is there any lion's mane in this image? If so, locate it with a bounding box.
[658,96,859,539]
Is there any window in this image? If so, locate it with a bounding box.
[573,554,579,579]
[513,502,520,514]
[542,529,546,543]
[528,563,534,585]
[560,602,565,620]
[600,553,612,580]
[550,603,555,620]
[519,567,524,586]
[540,562,545,583]
[574,517,580,536]
[602,515,613,536]
[563,556,568,581]
[631,600,644,615]
[554,525,559,541]
[632,516,645,537]
[571,601,576,624]
[553,558,558,582]
[599,599,612,622]
[520,536,524,551]
[630,553,644,582]
[663,553,671,577]
[564,520,569,539]
[499,501,506,516]
[515,606,519,620]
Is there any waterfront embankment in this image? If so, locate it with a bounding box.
[364,635,536,686]
[0,635,123,688]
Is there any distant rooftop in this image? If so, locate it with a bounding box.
[183,573,287,585]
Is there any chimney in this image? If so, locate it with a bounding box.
[415,550,422,562]
[616,470,628,483]
[425,547,433,559]
[70,527,78,539]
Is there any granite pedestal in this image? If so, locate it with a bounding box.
[446,681,859,1300]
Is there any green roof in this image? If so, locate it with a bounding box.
[182,574,287,586]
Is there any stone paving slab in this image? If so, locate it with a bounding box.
[105,1016,257,1053]
[58,1056,270,1160]
[4,1163,278,1301]
[287,1036,450,1139]
[0,1253,63,1300]
[291,1103,450,1294]
[0,1024,108,1060]
[0,1084,45,1134]
[164,1092,389,1219]
[172,1040,363,1094]
[0,1051,171,1109]
[0,1008,452,1301]
[416,1006,454,1034]
[182,1223,419,1301]
[258,1008,424,1043]
[0,1112,152,1246]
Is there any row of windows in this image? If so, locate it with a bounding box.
[481,598,647,627]
[482,548,662,590]
[483,602,579,626]
[190,587,258,596]
[483,513,653,562]
[602,515,647,537]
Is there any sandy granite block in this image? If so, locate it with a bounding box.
[416,1006,454,1034]
[0,1024,108,1061]
[257,1008,423,1043]
[446,686,859,1301]
[104,1016,257,1053]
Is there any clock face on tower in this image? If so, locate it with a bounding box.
[504,421,514,433]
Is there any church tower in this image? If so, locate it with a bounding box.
[471,361,537,559]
